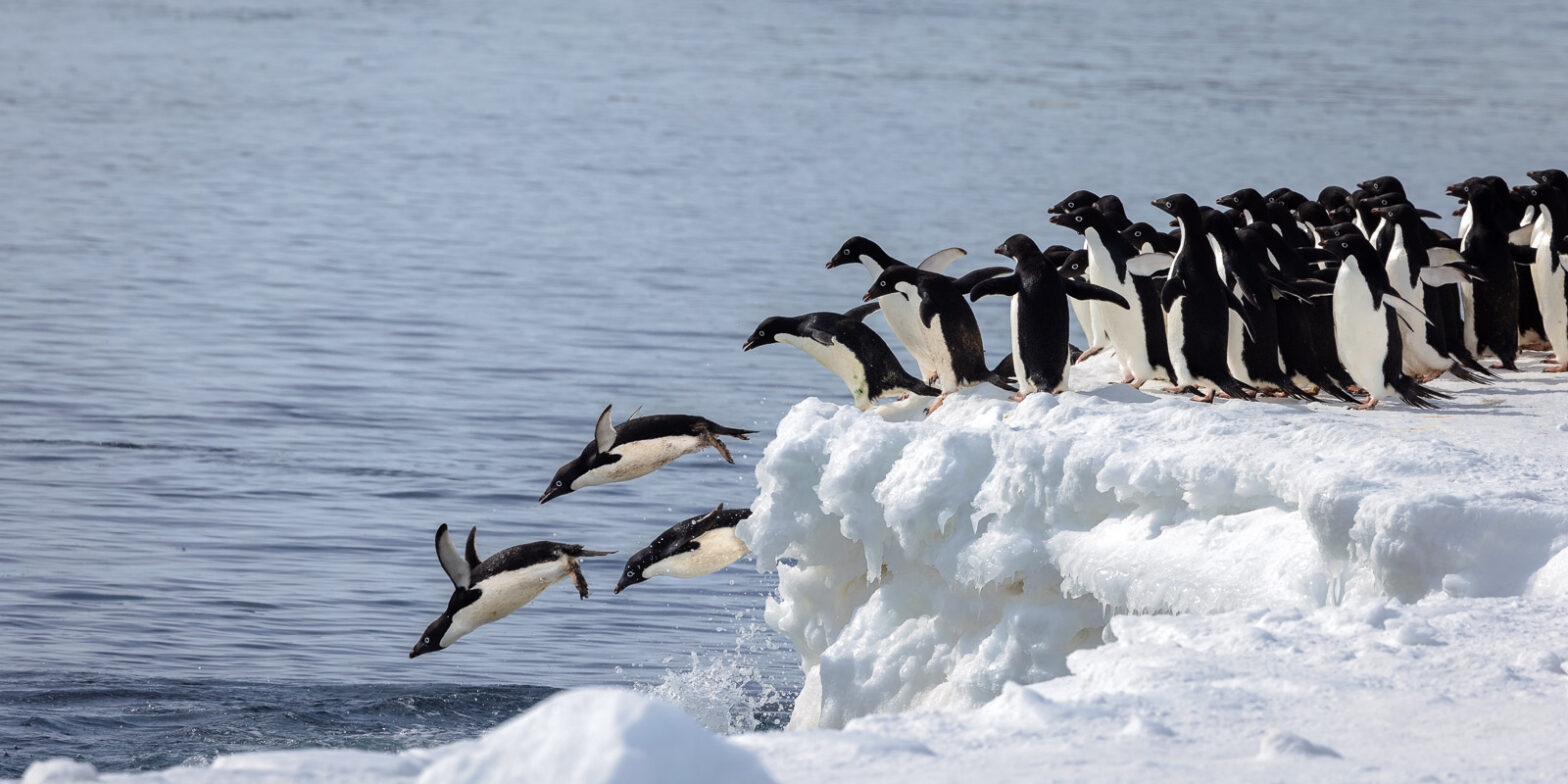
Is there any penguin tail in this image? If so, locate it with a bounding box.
[1392,376,1449,408]
[985,373,1018,393]
[1216,377,1257,401]
[1274,377,1320,402]
[1309,373,1360,403]
[906,380,943,397]
[990,353,1017,385]
[1448,346,1497,377]
[1443,362,1492,385]
[562,545,615,558]
[707,423,758,440]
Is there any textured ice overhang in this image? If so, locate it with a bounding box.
[740,388,1568,729]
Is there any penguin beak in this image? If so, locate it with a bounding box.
[742,336,761,351]
[993,245,1007,256]
[862,286,880,302]
[1047,214,1068,226]
[539,485,566,504]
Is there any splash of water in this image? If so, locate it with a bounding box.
[620,614,793,735]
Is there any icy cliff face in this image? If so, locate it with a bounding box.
[742,384,1568,729]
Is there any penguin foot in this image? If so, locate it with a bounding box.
[1119,374,1135,384]
[1418,370,1445,383]
[924,395,949,415]
[1544,363,1568,373]
[1521,342,1552,352]
[1490,362,1517,370]
[1190,390,1216,404]
[1350,398,1379,411]
[1348,385,1366,395]
[1074,346,1104,364]
[1009,392,1030,402]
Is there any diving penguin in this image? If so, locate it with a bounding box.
[827,236,967,383]
[410,524,612,657]
[540,406,756,503]
[743,303,941,410]
[615,504,752,593]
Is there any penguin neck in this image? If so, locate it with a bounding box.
[1081,226,1126,284]
[1531,200,1558,250]
[858,254,890,278]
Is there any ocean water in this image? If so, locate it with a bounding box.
[3,0,1566,775]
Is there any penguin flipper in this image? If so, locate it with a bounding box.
[1160,276,1186,312]
[842,302,881,322]
[1126,252,1173,277]
[1420,263,1485,286]
[917,287,939,327]
[1383,291,1433,329]
[593,405,617,453]
[1063,278,1130,309]
[969,274,1020,302]
[1223,288,1257,341]
[918,247,967,273]
[435,524,471,590]
[464,526,481,569]
[569,561,590,599]
[952,266,1013,295]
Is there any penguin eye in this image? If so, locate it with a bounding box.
[423,636,430,644]
[879,281,887,287]
[757,330,765,336]
[1133,230,1142,237]
[554,480,562,487]
[1074,216,1082,223]
[841,248,849,255]
[1164,201,1172,209]
[626,569,635,577]
[1532,189,1538,196]
[1340,241,1348,248]
[1066,202,1075,209]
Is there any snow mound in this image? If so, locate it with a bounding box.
[1257,730,1342,760]
[416,688,774,784]
[21,760,97,784]
[744,380,1568,728]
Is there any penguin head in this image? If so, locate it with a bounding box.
[540,455,588,503]
[1317,186,1350,211]
[1048,189,1100,215]
[1047,205,1099,235]
[1512,183,1548,206]
[829,236,888,270]
[615,549,655,594]
[1528,169,1566,188]
[1058,249,1090,277]
[744,316,793,351]
[1364,191,1407,210]
[1371,203,1415,222]
[1356,175,1404,195]
[1150,193,1195,219]
[410,613,454,658]
[1318,232,1370,261]
[994,233,1042,262]
[864,265,918,302]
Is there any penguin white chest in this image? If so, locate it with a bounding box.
[445,560,570,644]
[1332,264,1391,394]
[1165,295,1193,386]
[646,529,750,579]
[1009,295,1032,393]
[777,334,871,408]
[577,436,706,488]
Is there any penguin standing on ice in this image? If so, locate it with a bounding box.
[1204,212,1316,400]
[540,406,755,503]
[1514,176,1568,371]
[1050,205,1174,386]
[615,505,752,594]
[1319,230,1452,410]
[743,303,941,410]
[1371,203,1491,383]
[1449,179,1521,369]
[861,265,1011,410]
[827,236,967,383]
[974,233,1129,398]
[1151,193,1257,403]
[411,524,612,657]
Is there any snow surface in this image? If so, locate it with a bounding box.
[13,354,1568,784]
[746,352,1568,729]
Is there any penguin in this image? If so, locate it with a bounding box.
[1051,205,1175,386]
[1318,230,1452,410]
[1513,178,1568,371]
[1048,189,1103,216]
[540,406,755,503]
[410,524,612,657]
[1448,179,1521,369]
[1371,202,1491,383]
[974,233,1129,398]
[614,504,752,594]
[1216,187,1270,226]
[827,236,967,382]
[1244,224,1358,402]
[1151,193,1257,403]
[861,264,1010,410]
[743,303,941,410]
[1204,212,1316,400]
[1122,222,1180,255]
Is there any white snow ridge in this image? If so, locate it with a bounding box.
[745,379,1568,731]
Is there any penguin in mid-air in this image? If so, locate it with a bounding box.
[1319,229,1452,410]
[744,303,941,410]
[974,234,1129,398]
[410,524,612,657]
[615,504,752,594]
[540,406,755,503]
[827,236,967,383]
[861,264,1011,410]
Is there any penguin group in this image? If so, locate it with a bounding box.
[411,405,756,657]
[412,169,1568,658]
[753,171,1568,413]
